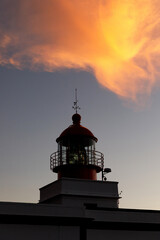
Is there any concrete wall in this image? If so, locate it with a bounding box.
[40,178,119,208]
[1,224,160,240]
[0,225,80,240]
[87,229,160,240]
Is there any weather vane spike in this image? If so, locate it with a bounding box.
[72,88,81,113]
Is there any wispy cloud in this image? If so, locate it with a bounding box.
[1,0,160,102]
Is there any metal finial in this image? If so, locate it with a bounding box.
[72,88,80,113]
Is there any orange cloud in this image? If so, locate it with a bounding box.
[0,0,160,102]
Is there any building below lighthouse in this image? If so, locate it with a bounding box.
[1,109,160,240]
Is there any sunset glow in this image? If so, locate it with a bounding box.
[1,0,160,101]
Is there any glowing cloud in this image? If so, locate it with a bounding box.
[0,0,160,101]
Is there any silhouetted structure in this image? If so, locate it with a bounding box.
[50,113,103,180]
[40,114,119,208]
[1,112,160,240]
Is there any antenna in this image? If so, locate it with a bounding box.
[72,88,80,113]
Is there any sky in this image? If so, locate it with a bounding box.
[1,0,160,210]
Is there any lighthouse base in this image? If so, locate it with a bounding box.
[57,165,99,180]
[39,178,120,208]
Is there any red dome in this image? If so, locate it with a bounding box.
[56,114,97,142]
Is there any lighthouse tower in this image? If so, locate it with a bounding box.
[39,93,119,208]
[50,113,104,180]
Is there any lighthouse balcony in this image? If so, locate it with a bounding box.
[50,150,104,173]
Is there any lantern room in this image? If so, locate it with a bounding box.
[50,113,104,180]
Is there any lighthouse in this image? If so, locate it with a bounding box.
[50,89,104,180]
[50,113,104,180]
[39,92,119,208]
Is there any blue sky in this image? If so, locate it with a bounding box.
[1,66,160,210]
[1,0,160,210]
